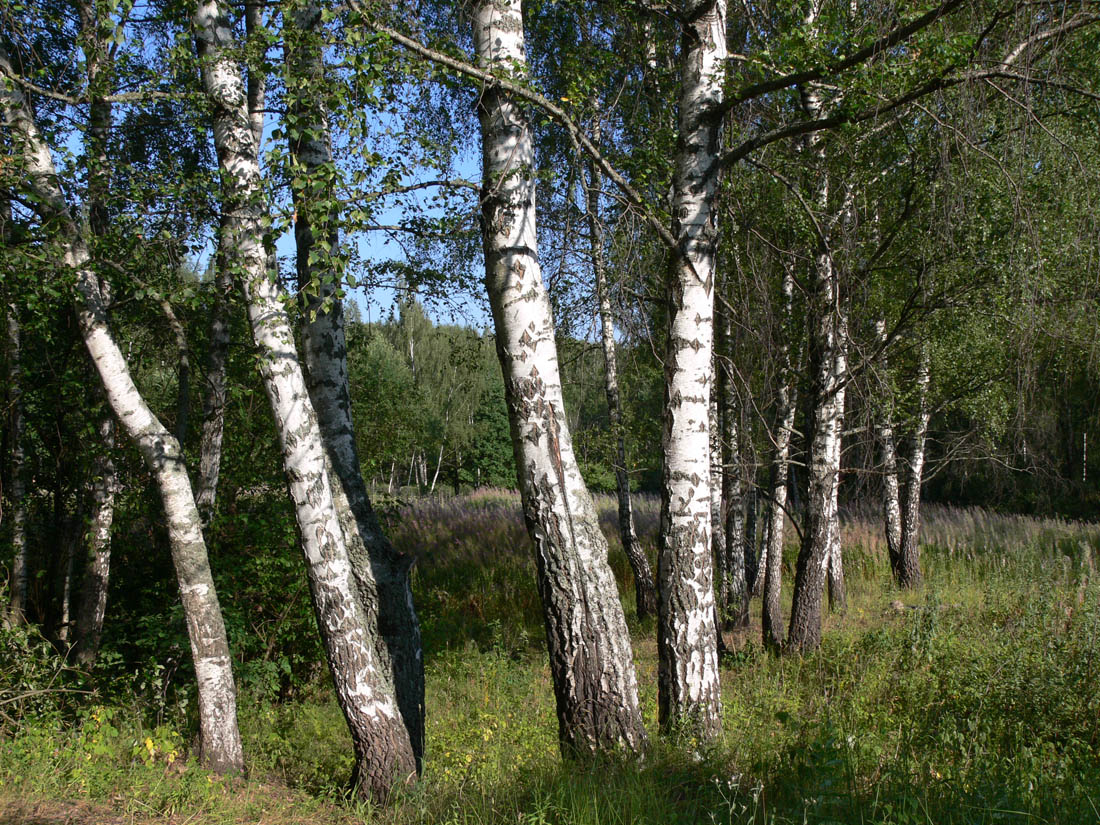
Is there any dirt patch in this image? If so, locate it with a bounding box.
[0,797,135,825]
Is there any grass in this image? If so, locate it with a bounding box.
[2,494,1099,824]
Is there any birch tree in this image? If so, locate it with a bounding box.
[192,0,416,797]
[472,0,646,757]
[0,44,245,773]
[584,139,657,622]
[761,266,797,650]
[285,0,425,766]
[657,0,726,740]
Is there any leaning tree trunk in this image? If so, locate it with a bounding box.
[897,344,931,589]
[193,0,415,799]
[286,1,424,769]
[0,43,245,773]
[473,0,646,757]
[657,0,727,742]
[583,136,656,622]
[72,417,118,666]
[874,319,904,578]
[5,300,28,627]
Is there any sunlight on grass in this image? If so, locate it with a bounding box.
[3,495,1098,824]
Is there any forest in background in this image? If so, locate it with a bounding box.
[2,0,1100,820]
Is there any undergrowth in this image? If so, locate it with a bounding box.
[2,497,1098,824]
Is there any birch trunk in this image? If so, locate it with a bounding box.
[658,0,727,740]
[584,143,656,621]
[73,418,117,666]
[715,305,748,630]
[761,267,797,648]
[5,301,28,627]
[0,48,245,772]
[897,345,931,589]
[708,366,729,653]
[58,527,76,644]
[761,388,795,650]
[825,316,847,612]
[874,320,904,577]
[784,5,845,650]
[70,0,119,666]
[286,1,424,768]
[193,1,415,798]
[473,0,646,757]
[195,244,232,526]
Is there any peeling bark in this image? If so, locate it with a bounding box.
[193,0,414,799]
[473,0,646,757]
[657,0,727,740]
[0,44,245,773]
[584,137,656,622]
[286,1,424,769]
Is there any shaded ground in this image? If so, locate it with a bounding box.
[0,798,134,825]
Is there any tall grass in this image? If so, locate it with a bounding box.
[3,494,1098,824]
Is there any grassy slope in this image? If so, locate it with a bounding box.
[3,494,1099,825]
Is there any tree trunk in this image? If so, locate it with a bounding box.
[473,0,646,757]
[69,0,119,666]
[783,8,845,651]
[657,0,727,742]
[825,316,848,612]
[5,301,28,627]
[195,241,232,527]
[874,320,904,578]
[193,1,415,799]
[1,43,245,773]
[897,344,931,589]
[58,526,77,645]
[761,267,797,649]
[73,417,117,666]
[709,361,729,653]
[286,0,425,769]
[715,304,748,631]
[583,135,656,622]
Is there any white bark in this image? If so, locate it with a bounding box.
[874,320,903,574]
[657,0,726,741]
[898,344,931,588]
[0,44,245,773]
[785,0,848,650]
[825,315,848,611]
[195,249,232,526]
[762,268,797,648]
[73,417,117,666]
[473,0,646,756]
[193,1,414,798]
[286,1,425,769]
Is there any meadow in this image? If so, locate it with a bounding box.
[2,493,1099,825]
